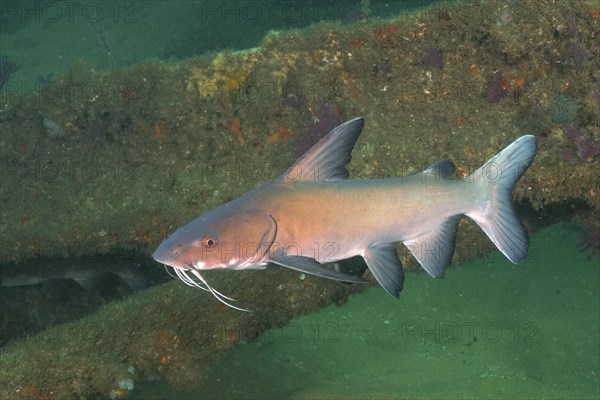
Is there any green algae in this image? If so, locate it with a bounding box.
[548,95,579,125]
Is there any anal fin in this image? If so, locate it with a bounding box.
[403,216,459,278]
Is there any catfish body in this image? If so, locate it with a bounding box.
[153,118,537,308]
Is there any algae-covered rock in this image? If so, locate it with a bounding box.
[1,0,598,264]
[0,268,364,399]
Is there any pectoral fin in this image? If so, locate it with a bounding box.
[270,250,368,283]
[253,213,278,263]
[362,244,405,298]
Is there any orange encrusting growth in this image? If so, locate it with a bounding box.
[227,118,244,145]
[267,126,293,144]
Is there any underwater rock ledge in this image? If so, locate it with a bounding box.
[0,268,364,399]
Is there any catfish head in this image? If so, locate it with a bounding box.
[153,209,277,271]
[153,207,278,311]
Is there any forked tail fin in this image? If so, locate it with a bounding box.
[465,135,537,263]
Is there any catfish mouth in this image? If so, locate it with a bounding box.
[151,243,178,268]
[153,240,251,311]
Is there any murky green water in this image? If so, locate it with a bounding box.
[134,223,599,399]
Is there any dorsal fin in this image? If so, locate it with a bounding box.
[282,117,364,183]
[422,160,456,180]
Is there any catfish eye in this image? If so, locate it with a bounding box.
[202,236,217,248]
